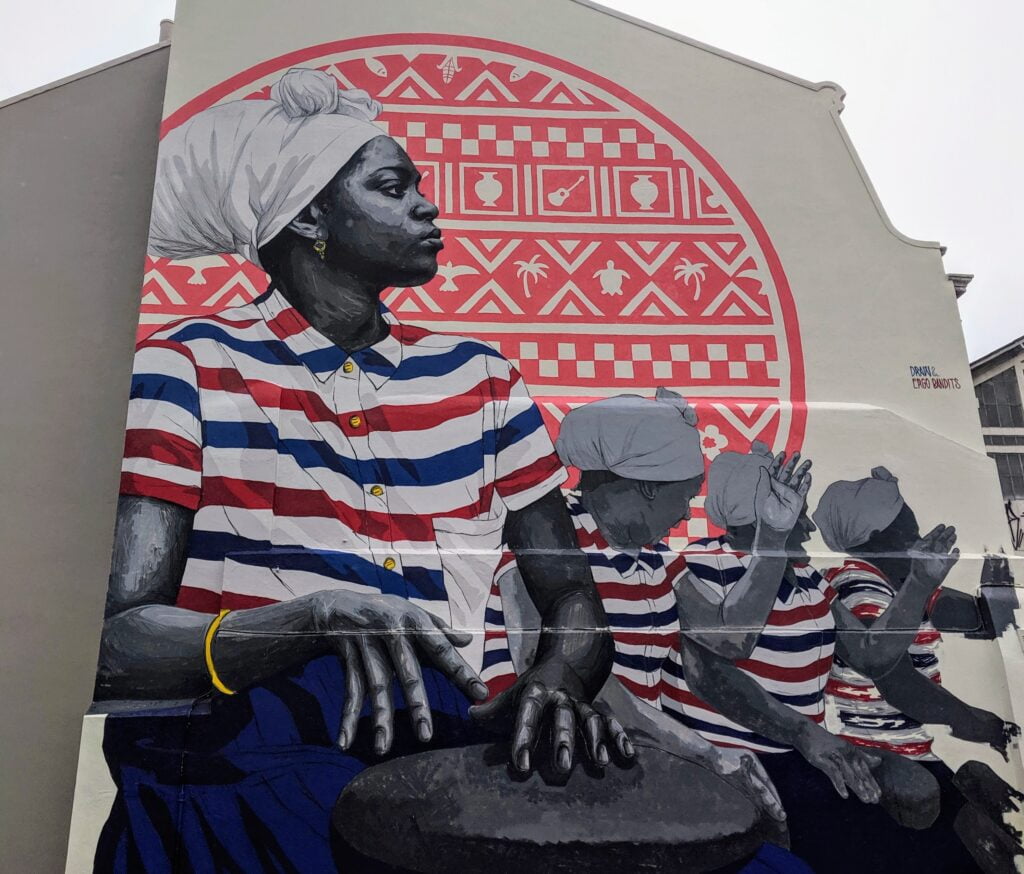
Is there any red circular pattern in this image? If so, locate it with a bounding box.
[140,34,806,541]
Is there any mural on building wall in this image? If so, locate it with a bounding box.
[87,33,1024,874]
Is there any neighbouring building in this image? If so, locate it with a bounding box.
[973,335,1024,550]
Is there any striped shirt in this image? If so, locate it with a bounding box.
[480,492,685,706]
[661,538,837,753]
[120,287,565,672]
[824,560,942,761]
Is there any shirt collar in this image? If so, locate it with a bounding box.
[719,537,818,590]
[568,491,662,579]
[842,557,890,583]
[256,287,403,389]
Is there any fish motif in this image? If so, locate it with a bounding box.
[364,57,388,78]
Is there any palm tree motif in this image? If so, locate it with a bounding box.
[514,255,549,298]
[674,258,709,299]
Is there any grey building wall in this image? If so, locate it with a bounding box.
[0,44,170,873]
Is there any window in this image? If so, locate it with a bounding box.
[990,452,1024,499]
[984,434,1024,446]
[976,367,1024,428]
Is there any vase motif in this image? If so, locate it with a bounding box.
[630,174,659,211]
[475,171,503,207]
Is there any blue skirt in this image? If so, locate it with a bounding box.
[94,655,810,873]
[95,656,479,873]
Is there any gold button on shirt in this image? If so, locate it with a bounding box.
[348,415,362,428]
[370,485,384,497]
[383,557,397,571]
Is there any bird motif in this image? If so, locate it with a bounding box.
[436,261,479,292]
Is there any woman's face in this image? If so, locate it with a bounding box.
[886,503,920,549]
[638,475,705,546]
[855,502,920,556]
[319,136,442,288]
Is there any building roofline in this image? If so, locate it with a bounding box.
[971,335,1024,372]
[3,5,843,111]
[1,4,943,256]
[0,41,169,112]
[569,0,846,105]
[569,0,949,252]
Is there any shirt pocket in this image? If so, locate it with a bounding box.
[220,552,289,611]
[432,513,506,674]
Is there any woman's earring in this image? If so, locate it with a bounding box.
[313,239,327,261]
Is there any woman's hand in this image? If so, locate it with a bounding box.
[954,709,1021,761]
[754,452,812,536]
[706,746,786,822]
[591,677,785,822]
[907,524,959,593]
[470,653,634,775]
[795,725,881,803]
[309,589,489,755]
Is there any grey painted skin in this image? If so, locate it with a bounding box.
[94,132,1021,869]
[97,136,631,777]
[676,468,1021,870]
[498,463,788,822]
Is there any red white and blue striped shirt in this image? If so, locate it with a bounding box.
[481,493,685,705]
[661,538,837,753]
[120,287,565,672]
[824,560,942,761]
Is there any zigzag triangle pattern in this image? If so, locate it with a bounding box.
[139,38,804,482]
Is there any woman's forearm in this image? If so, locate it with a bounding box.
[507,488,613,694]
[514,539,614,691]
[96,598,324,700]
[680,528,789,659]
[718,526,790,636]
[835,574,939,676]
[531,587,614,698]
[679,634,812,750]
[874,654,1002,742]
[717,555,788,629]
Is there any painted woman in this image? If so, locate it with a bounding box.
[664,443,965,872]
[95,68,627,871]
[815,468,1022,870]
[479,390,788,823]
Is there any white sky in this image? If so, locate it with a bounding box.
[1,0,1020,361]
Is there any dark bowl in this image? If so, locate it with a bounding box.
[332,742,788,873]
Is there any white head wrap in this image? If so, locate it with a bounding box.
[704,441,775,529]
[148,68,385,268]
[812,467,905,552]
[555,388,705,482]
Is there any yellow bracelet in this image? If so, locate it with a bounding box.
[204,609,236,695]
